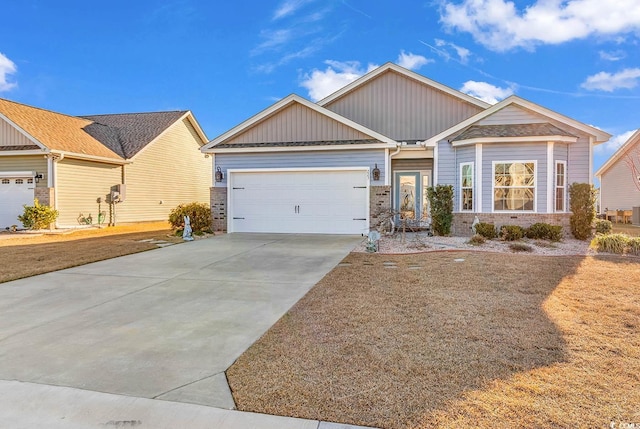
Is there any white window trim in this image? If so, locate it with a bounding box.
[491,160,538,213]
[459,162,474,212]
[555,160,567,212]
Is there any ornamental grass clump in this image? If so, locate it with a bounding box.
[509,242,533,252]
[627,237,640,255]
[467,234,486,246]
[591,233,628,254]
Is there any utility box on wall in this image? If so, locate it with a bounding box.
[633,207,640,225]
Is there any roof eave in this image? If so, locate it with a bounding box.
[595,129,640,178]
[451,135,579,147]
[207,142,398,154]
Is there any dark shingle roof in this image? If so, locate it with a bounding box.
[214,139,379,149]
[0,145,41,151]
[81,111,187,159]
[452,123,576,142]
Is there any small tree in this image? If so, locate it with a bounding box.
[18,199,59,230]
[569,183,596,240]
[427,185,454,236]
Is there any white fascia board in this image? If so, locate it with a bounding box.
[595,129,640,178]
[0,112,49,150]
[451,135,578,147]
[424,95,611,147]
[0,149,49,156]
[202,94,397,152]
[52,151,130,165]
[227,166,370,174]
[317,63,490,109]
[208,142,397,154]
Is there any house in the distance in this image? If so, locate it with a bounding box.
[595,129,640,223]
[202,63,610,236]
[0,98,211,229]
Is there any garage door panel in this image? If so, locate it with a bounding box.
[0,176,35,228]
[229,170,368,234]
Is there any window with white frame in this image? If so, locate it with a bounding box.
[460,162,474,211]
[493,162,535,211]
[555,161,566,212]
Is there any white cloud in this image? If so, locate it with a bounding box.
[0,52,17,92]
[396,51,432,70]
[252,29,293,54]
[434,39,471,64]
[273,0,313,20]
[300,60,378,101]
[595,129,638,154]
[581,68,640,92]
[440,0,640,51]
[460,80,514,104]
[599,50,626,61]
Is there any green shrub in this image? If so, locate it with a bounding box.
[591,233,628,254]
[627,237,640,256]
[427,185,454,236]
[500,225,525,241]
[474,222,497,239]
[509,242,533,252]
[594,219,613,235]
[569,183,596,240]
[168,202,212,234]
[468,234,486,245]
[525,223,563,241]
[18,199,58,230]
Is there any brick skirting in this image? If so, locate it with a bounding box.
[452,212,572,237]
[370,185,391,230]
[210,187,227,232]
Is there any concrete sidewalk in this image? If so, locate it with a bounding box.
[0,233,372,428]
[0,380,373,429]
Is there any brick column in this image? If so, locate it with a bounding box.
[34,187,55,208]
[370,185,391,231]
[210,187,227,232]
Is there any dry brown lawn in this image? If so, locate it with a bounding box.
[612,223,640,236]
[227,252,640,429]
[0,222,183,283]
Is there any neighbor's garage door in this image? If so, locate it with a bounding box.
[228,169,369,234]
[0,175,35,229]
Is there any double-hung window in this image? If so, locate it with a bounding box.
[493,162,536,211]
[555,161,566,212]
[460,162,474,211]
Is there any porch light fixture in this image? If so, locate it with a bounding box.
[372,164,380,181]
[34,173,43,183]
[215,166,224,182]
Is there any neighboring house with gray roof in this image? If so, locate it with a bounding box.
[0,98,210,228]
[595,129,640,220]
[202,63,610,235]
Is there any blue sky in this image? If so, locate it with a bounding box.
[1,0,640,174]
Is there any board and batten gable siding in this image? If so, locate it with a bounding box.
[477,104,547,125]
[214,149,386,186]
[56,158,122,226]
[0,155,48,188]
[0,117,35,147]
[482,143,548,213]
[323,70,484,141]
[117,118,211,223]
[600,141,640,211]
[224,103,371,145]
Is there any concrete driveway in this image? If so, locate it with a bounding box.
[0,234,360,412]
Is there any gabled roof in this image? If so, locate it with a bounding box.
[0,98,123,161]
[0,98,208,163]
[201,94,397,152]
[317,62,491,110]
[81,111,189,159]
[595,129,640,178]
[425,95,612,145]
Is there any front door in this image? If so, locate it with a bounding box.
[394,172,431,225]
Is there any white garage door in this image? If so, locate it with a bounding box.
[228,169,369,234]
[0,175,35,229]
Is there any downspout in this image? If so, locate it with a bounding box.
[50,153,64,228]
